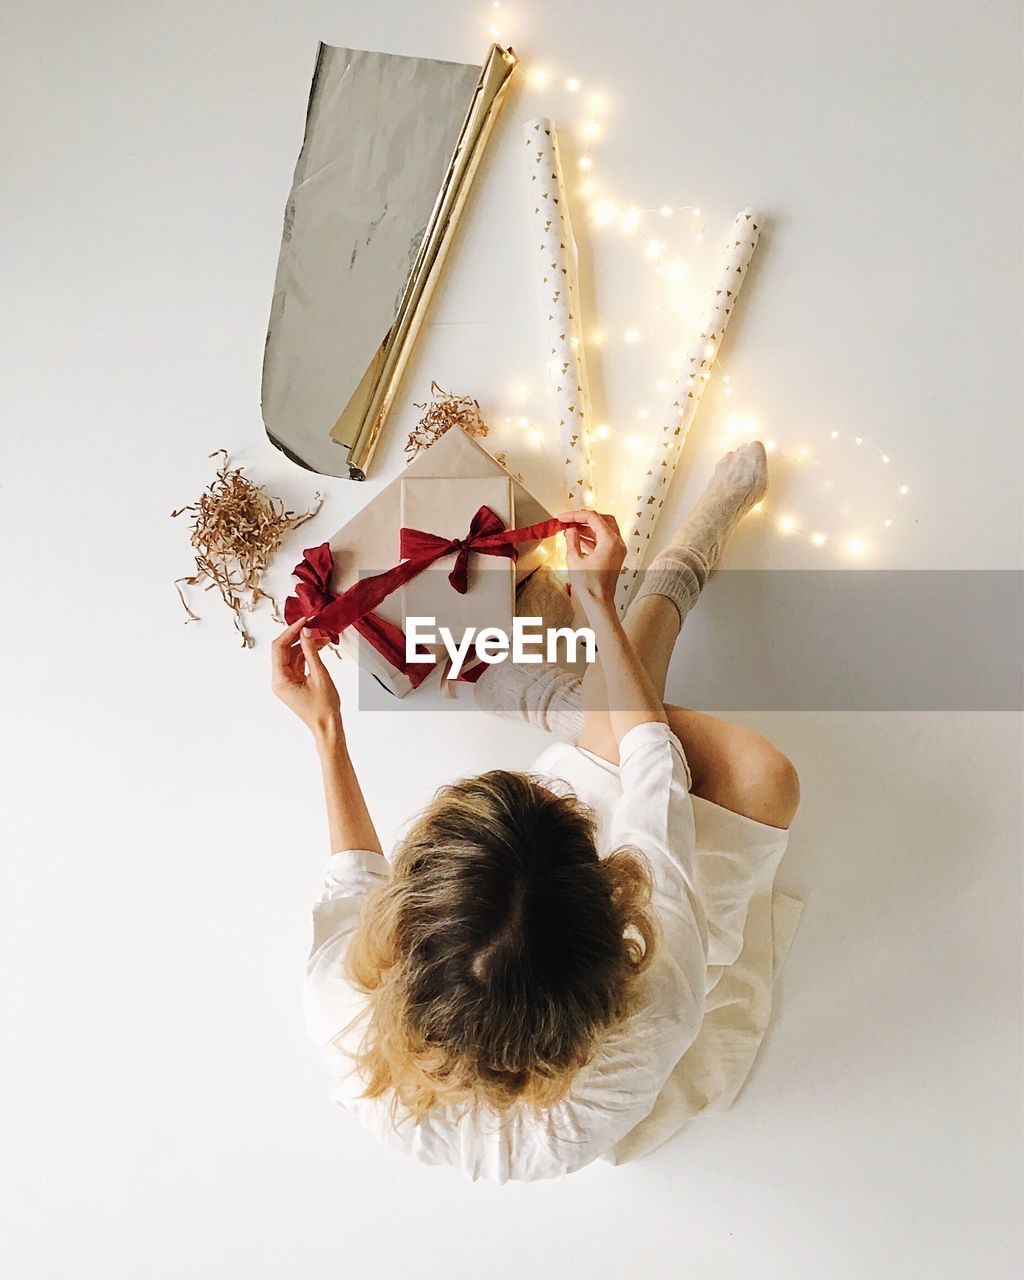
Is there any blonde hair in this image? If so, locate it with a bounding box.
[344,770,657,1120]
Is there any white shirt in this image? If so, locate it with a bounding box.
[303,721,709,1183]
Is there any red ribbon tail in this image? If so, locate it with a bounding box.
[449,548,470,594]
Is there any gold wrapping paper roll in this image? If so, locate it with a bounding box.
[329,45,518,479]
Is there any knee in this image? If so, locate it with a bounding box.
[728,737,800,829]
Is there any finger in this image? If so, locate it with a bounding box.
[300,630,331,682]
[557,510,606,537]
[272,617,307,679]
[556,508,600,525]
[566,527,584,560]
[273,641,306,688]
[273,616,307,653]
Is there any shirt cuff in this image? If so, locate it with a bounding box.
[617,721,692,789]
[321,848,390,898]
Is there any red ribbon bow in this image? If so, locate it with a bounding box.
[399,504,520,595]
[283,507,565,685]
[284,543,339,642]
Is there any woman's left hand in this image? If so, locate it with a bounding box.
[271,617,342,740]
[556,509,626,611]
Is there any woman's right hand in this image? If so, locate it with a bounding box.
[557,510,626,612]
[271,616,342,742]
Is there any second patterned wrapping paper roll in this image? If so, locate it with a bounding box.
[616,208,762,612]
[524,117,595,506]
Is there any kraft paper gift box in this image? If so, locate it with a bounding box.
[308,426,556,697]
[400,475,515,658]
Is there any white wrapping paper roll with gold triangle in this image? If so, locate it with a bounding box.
[616,208,762,612]
[524,117,595,506]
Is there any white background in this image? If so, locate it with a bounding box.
[2,2,1021,1277]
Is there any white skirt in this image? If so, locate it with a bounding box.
[531,741,803,1165]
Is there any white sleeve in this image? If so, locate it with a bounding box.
[606,722,708,992]
[302,849,390,1070]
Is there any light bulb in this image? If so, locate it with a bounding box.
[692,207,701,217]
[592,330,606,345]
[778,516,795,533]
[855,436,864,445]
[704,342,716,358]
[582,120,600,139]
[659,205,673,218]
[530,69,548,88]
[646,239,662,260]
[517,416,528,427]
[695,231,704,242]
[751,502,764,514]
[626,434,641,451]
[765,440,776,452]
[724,387,733,397]
[588,93,604,111]
[595,423,610,439]
[584,488,596,505]
[579,156,592,170]
[624,327,641,343]
[528,429,541,445]
[511,383,529,402]
[799,447,809,458]
[811,532,826,546]
[566,78,581,92]
[846,537,867,556]
[656,379,670,392]
[620,207,640,233]
[830,430,839,439]
[638,408,649,419]
[899,485,909,495]
[882,454,890,464]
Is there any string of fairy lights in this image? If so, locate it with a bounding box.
[484,2,910,556]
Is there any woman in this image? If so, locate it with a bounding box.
[273,442,799,1181]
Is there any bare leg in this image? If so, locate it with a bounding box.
[666,706,798,828]
[579,666,799,829]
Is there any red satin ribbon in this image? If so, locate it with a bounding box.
[400,504,519,594]
[284,507,565,685]
[284,543,437,687]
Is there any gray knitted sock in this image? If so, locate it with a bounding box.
[473,565,583,739]
[473,660,584,741]
[633,440,768,624]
